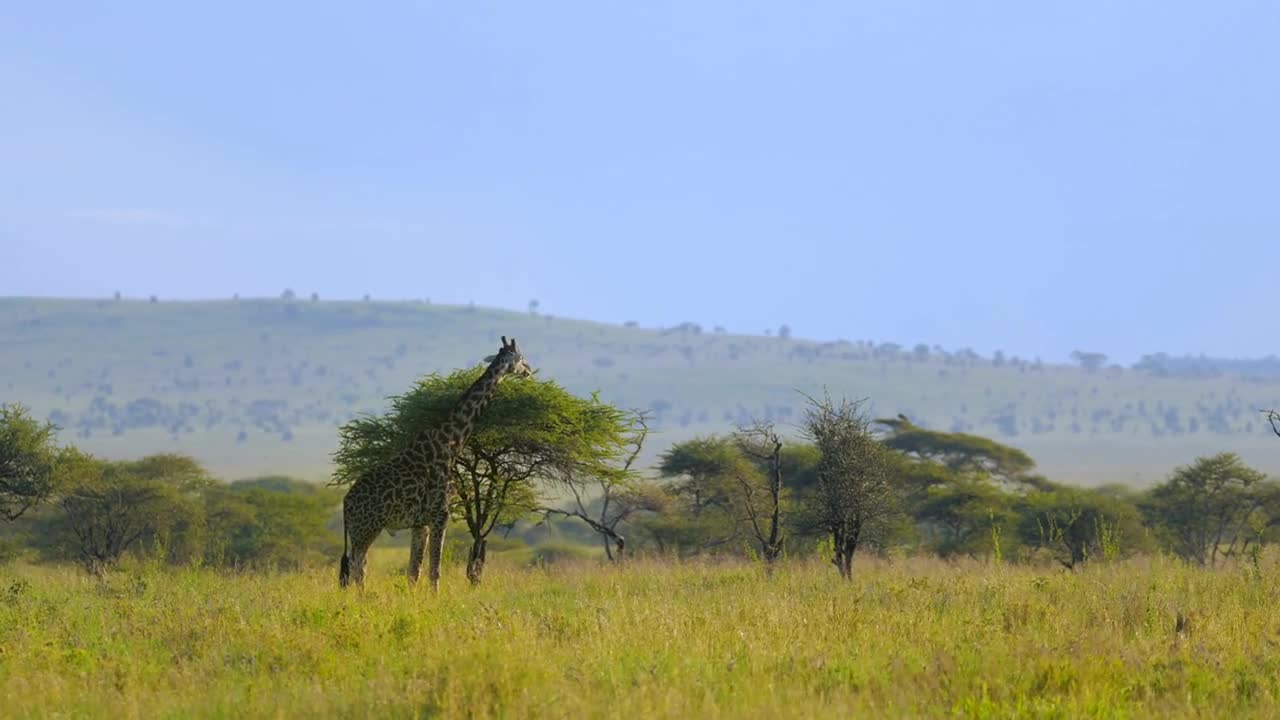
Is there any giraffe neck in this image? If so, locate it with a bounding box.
[434,361,508,455]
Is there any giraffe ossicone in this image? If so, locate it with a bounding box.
[338,336,535,591]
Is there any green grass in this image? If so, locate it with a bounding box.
[3,551,1280,718]
[4,297,1280,485]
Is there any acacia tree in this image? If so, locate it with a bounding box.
[50,453,212,574]
[538,413,652,561]
[1141,453,1272,567]
[1015,482,1149,569]
[875,415,1035,482]
[332,368,635,585]
[803,392,896,579]
[914,479,1017,558]
[655,436,756,556]
[0,403,61,521]
[203,477,343,570]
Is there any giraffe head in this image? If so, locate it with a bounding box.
[484,336,536,379]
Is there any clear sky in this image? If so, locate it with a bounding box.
[3,2,1277,364]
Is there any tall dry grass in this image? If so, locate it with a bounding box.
[2,549,1279,718]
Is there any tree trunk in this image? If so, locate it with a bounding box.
[465,538,487,586]
[830,525,860,580]
[762,542,781,566]
[766,439,783,567]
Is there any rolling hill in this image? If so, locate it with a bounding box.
[3,296,1277,485]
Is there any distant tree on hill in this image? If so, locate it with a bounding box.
[778,324,792,340]
[528,299,540,315]
[1071,350,1107,373]
[281,289,296,300]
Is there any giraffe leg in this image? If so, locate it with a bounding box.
[427,524,447,593]
[346,526,379,589]
[407,526,427,584]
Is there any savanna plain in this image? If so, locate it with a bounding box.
[6,299,1280,718]
[3,551,1280,719]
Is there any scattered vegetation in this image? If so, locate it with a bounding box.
[4,298,1280,483]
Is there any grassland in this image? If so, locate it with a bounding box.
[3,551,1280,718]
[3,297,1280,485]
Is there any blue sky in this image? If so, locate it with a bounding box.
[2,1,1277,364]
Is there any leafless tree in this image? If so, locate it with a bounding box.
[801,390,896,579]
[1265,410,1280,438]
[733,420,786,566]
[538,413,652,561]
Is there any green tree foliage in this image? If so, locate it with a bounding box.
[204,477,342,570]
[0,403,62,520]
[915,479,1017,558]
[1016,482,1150,568]
[42,453,212,574]
[332,367,636,584]
[655,435,764,556]
[877,416,1033,558]
[803,392,897,579]
[1140,453,1272,566]
[653,424,811,564]
[538,415,651,561]
[876,415,1035,481]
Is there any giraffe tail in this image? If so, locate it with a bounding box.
[338,502,352,588]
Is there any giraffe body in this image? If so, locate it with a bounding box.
[339,337,534,591]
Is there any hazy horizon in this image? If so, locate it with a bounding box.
[5,2,1278,365]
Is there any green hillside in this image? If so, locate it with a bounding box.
[3,297,1277,484]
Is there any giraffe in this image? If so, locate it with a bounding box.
[338,336,535,591]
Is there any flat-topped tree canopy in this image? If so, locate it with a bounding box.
[875,415,1035,480]
[331,367,634,489]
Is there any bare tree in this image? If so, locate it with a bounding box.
[733,420,786,566]
[539,413,651,561]
[1265,410,1280,438]
[801,391,896,579]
